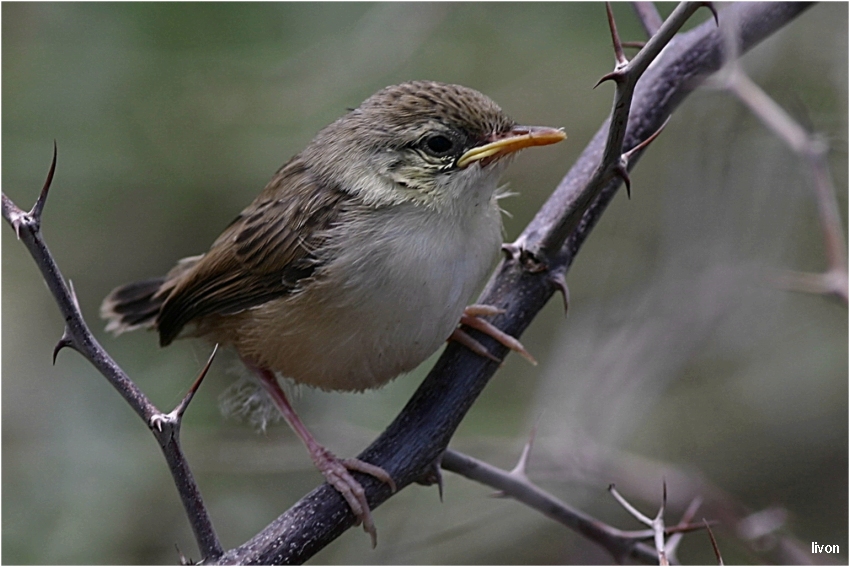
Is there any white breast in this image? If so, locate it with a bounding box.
[237,189,504,392]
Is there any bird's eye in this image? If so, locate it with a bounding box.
[422,134,455,157]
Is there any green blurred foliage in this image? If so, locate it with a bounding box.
[3,3,846,564]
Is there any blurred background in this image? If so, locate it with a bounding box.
[3,3,846,564]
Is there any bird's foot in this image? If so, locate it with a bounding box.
[309,445,396,548]
[248,363,396,547]
[451,304,537,365]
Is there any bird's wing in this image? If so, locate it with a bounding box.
[156,158,349,346]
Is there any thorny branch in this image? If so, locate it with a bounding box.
[2,150,224,560]
[218,3,814,564]
[442,447,709,565]
[516,2,711,266]
[4,2,818,565]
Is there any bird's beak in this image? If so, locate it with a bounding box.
[457,126,566,168]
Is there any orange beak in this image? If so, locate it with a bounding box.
[457,125,566,168]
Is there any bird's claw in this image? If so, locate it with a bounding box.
[312,447,395,548]
[452,304,537,365]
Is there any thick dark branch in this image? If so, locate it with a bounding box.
[218,3,812,564]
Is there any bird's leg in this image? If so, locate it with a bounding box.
[450,304,537,365]
[248,364,396,547]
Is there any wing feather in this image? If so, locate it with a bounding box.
[156,158,349,345]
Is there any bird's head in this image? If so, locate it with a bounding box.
[304,81,566,211]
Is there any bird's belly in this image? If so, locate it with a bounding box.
[254,293,461,392]
[228,205,502,391]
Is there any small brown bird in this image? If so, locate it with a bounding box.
[101,80,565,545]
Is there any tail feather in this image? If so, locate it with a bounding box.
[101,255,202,337]
[100,277,165,335]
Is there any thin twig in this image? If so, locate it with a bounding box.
[525,2,709,264]
[1,156,224,561]
[721,65,848,304]
[444,450,660,563]
[445,450,710,565]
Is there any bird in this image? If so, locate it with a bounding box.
[101,80,565,546]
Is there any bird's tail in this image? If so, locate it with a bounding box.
[100,277,166,335]
[101,254,202,336]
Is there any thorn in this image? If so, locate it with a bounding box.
[703,2,719,26]
[623,116,671,164]
[665,520,717,535]
[704,518,724,565]
[617,117,671,201]
[613,162,631,198]
[549,270,570,315]
[430,461,444,502]
[492,419,543,498]
[150,344,219,434]
[680,496,703,525]
[509,423,537,479]
[594,70,625,89]
[665,496,703,562]
[415,457,444,502]
[173,344,219,421]
[31,140,57,224]
[605,2,628,66]
[52,331,75,364]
